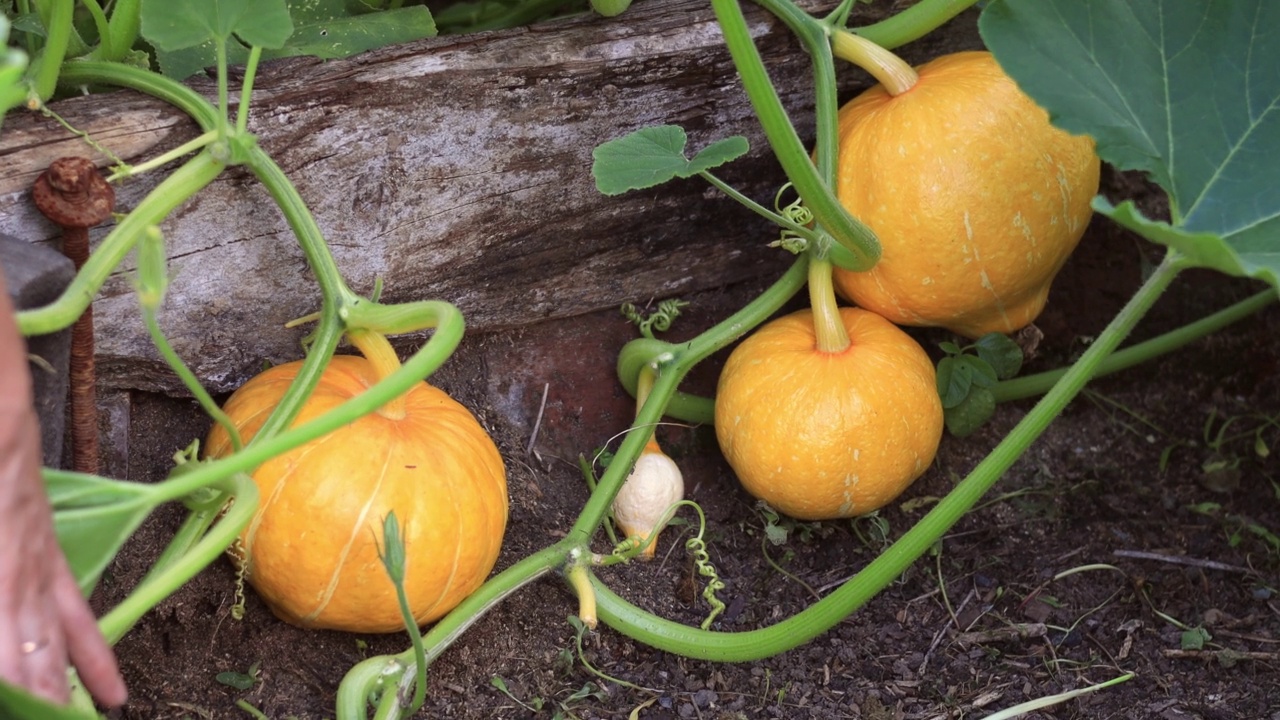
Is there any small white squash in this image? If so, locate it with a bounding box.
[612,439,684,559]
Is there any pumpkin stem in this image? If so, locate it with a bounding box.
[566,559,598,630]
[634,366,663,454]
[830,30,918,96]
[346,329,408,419]
[808,255,851,353]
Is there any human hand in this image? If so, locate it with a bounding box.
[0,400,127,708]
[0,271,126,708]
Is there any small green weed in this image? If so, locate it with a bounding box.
[214,661,261,691]
[1195,409,1279,492]
[1181,626,1212,650]
[850,511,891,551]
[936,333,1024,437]
[754,501,832,546]
[1188,502,1280,555]
[490,674,606,719]
[491,676,545,714]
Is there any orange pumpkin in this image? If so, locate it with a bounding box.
[715,307,942,520]
[205,354,508,633]
[832,50,1100,338]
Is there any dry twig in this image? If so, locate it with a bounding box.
[1113,549,1254,574]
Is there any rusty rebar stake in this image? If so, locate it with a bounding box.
[32,157,114,475]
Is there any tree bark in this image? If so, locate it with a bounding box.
[0,0,981,394]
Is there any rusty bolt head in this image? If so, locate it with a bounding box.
[33,156,115,229]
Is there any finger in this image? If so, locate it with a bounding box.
[0,612,28,697]
[0,638,67,707]
[52,557,126,707]
[1,524,69,704]
[22,629,71,707]
[10,589,70,706]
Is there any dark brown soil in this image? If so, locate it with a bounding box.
[96,165,1280,720]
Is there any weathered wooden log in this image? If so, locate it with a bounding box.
[0,0,981,394]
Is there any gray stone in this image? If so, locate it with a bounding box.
[692,688,718,708]
[0,234,73,468]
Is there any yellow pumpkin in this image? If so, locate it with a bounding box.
[715,307,943,520]
[205,354,508,633]
[832,50,1100,338]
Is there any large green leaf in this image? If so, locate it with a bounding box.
[0,17,28,120]
[270,0,435,60]
[140,0,293,50]
[45,472,159,595]
[1093,197,1277,281]
[980,0,1280,287]
[150,0,435,79]
[0,681,99,720]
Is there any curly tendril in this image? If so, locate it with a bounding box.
[229,536,249,620]
[686,533,726,630]
[770,183,815,254]
[621,298,690,339]
[602,499,726,627]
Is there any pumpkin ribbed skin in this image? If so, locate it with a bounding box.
[205,355,508,633]
[832,50,1100,338]
[715,308,943,520]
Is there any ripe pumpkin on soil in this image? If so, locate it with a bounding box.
[205,355,508,633]
[715,307,943,520]
[832,50,1101,338]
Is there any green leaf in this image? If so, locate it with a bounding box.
[9,12,47,37]
[152,1,435,79]
[1181,626,1211,651]
[944,387,996,438]
[1036,594,1062,609]
[46,473,159,595]
[432,1,510,33]
[1243,522,1280,553]
[591,0,632,17]
[595,447,615,469]
[0,17,28,121]
[592,125,749,196]
[0,681,99,720]
[1095,198,1279,288]
[141,0,293,50]
[936,356,972,409]
[956,355,998,388]
[115,48,155,71]
[973,333,1023,380]
[691,138,751,174]
[152,40,239,80]
[935,356,952,403]
[376,511,407,583]
[215,671,256,691]
[564,682,605,703]
[980,0,1280,287]
[763,520,788,546]
[262,2,435,62]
